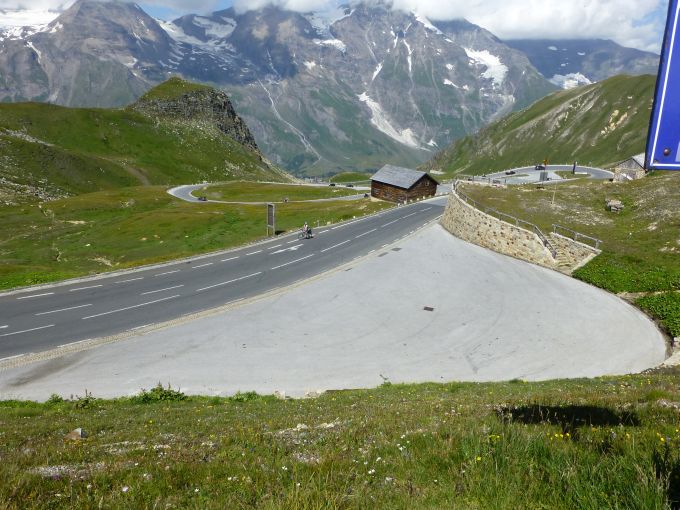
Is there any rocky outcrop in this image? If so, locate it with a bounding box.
[131,88,261,155]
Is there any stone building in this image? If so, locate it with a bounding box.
[370,165,439,203]
[613,153,647,181]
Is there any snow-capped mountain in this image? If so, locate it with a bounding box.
[0,0,644,175]
[505,39,659,89]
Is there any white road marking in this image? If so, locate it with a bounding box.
[381,244,389,248]
[192,262,213,269]
[287,240,299,244]
[320,240,350,253]
[246,250,262,256]
[115,277,144,284]
[368,250,376,254]
[355,228,377,239]
[317,230,328,234]
[131,324,153,331]
[403,212,417,218]
[382,219,399,227]
[154,270,180,277]
[422,207,432,211]
[221,256,239,262]
[0,325,8,329]
[82,295,180,320]
[271,244,303,254]
[17,292,54,300]
[0,324,55,337]
[69,285,103,292]
[271,254,314,270]
[141,285,184,296]
[267,244,282,250]
[196,272,262,293]
[36,304,92,316]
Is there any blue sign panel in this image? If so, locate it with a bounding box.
[647,0,680,170]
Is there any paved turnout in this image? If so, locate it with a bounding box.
[0,199,446,359]
[0,224,666,401]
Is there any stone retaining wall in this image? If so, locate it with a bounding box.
[440,192,600,274]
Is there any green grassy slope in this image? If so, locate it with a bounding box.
[0,81,289,205]
[0,187,390,289]
[3,371,680,509]
[424,75,656,178]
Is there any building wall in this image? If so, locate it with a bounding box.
[371,181,408,202]
[405,176,438,201]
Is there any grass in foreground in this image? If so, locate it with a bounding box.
[198,181,360,202]
[0,187,391,290]
[3,371,680,509]
[460,171,680,337]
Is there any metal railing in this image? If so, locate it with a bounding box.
[452,181,558,258]
[552,224,602,250]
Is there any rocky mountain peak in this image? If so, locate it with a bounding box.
[131,78,261,155]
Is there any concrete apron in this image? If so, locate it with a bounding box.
[0,224,666,401]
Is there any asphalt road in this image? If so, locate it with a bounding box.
[0,199,446,359]
[167,184,370,204]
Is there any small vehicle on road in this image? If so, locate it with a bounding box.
[197,196,207,202]
[329,183,336,187]
[299,227,313,239]
[535,164,546,170]
[346,183,354,187]
[505,170,516,175]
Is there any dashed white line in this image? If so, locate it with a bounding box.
[131,324,153,331]
[192,262,213,269]
[36,304,92,316]
[403,212,417,218]
[287,240,299,244]
[422,207,432,211]
[317,230,328,234]
[154,270,180,277]
[267,244,282,250]
[0,325,8,329]
[196,272,262,293]
[271,254,314,270]
[141,285,184,296]
[82,295,180,320]
[115,277,144,284]
[17,292,54,300]
[221,256,239,262]
[382,219,399,227]
[246,250,262,256]
[69,285,103,292]
[0,324,55,337]
[320,240,350,253]
[355,228,377,239]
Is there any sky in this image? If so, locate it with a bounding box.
[0,0,670,52]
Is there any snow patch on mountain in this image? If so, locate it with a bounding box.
[443,79,459,88]
[192,16,236,39]
[25,41,42,63]
[548,46,558,51]
[403,39,413,74]
[304,60,317,70]
[550,72,593,89]
[358,92,422,149]
[413,12,443,35]
[372,62,383,82]
[314,38,346,53]
[464,48,508,86]
[303,7,353,36]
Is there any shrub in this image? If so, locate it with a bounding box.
[129,383,187,404]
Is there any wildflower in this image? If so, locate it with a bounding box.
[282,466,288,471]
[122,486,129,493]
[194,488,200,493]
[368,469,376,475]
[476,456,482,462]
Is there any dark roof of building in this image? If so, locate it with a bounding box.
[370,165,438,189]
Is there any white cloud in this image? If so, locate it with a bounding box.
[232,0,666,52]
[0,0,666,52]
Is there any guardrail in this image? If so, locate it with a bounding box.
[452,181,558,258]
[552,224,602,250]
